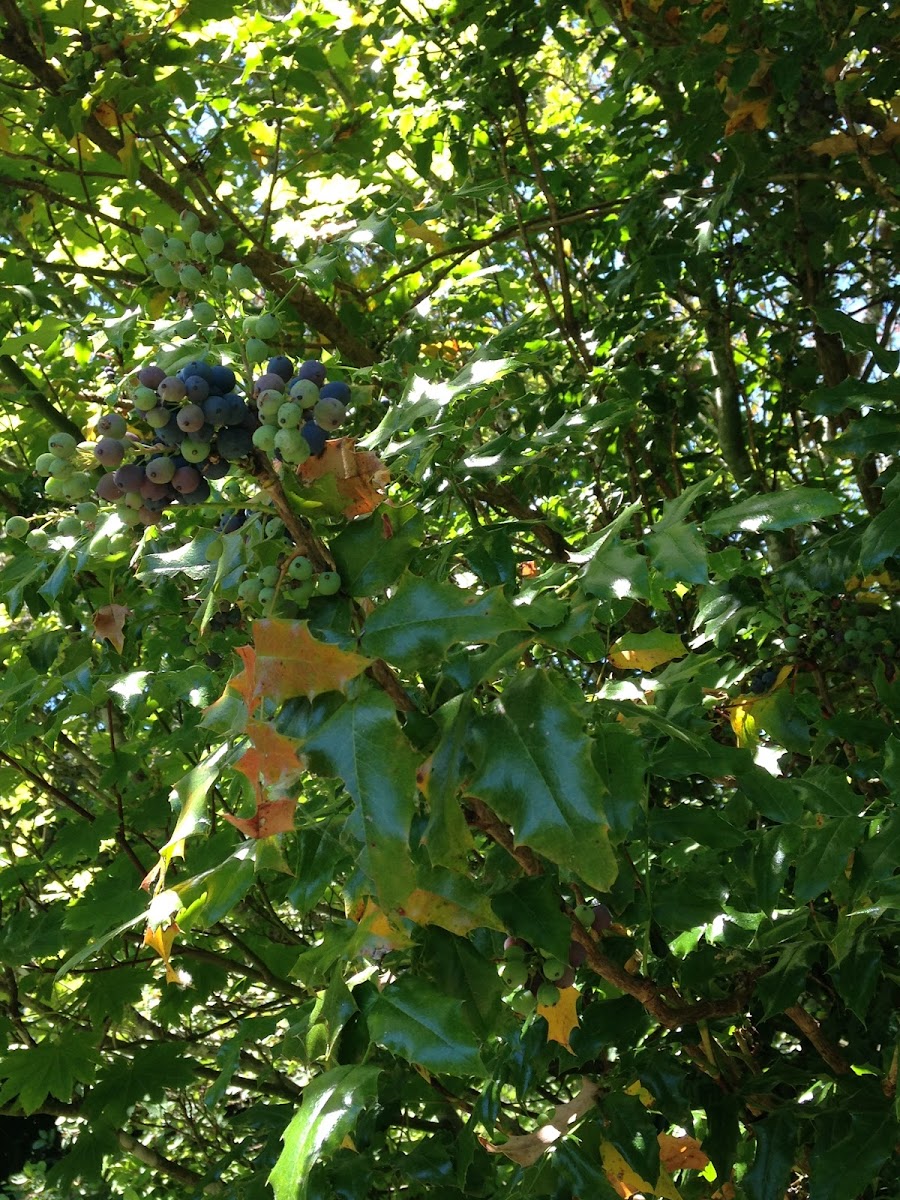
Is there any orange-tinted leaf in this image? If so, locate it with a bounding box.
[223,798,297,839]
[402,218,447,251]
[234,720,305,789]
[93,100,120,127]
[701,21,728,41]
[537,985,580,1051]
[222,621,370,713]
[143,922,180,984]
[252,619,371,704]
[352,897,412,955]
[93,604,130,653]
[398,887,494,937]
[724,99,769,135]
[658,1132,709,1172]
[482,1079,598,1166]
[298,437,390,517]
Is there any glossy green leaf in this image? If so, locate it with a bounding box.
[808,1085,897,1200]
[360,575,527,666]
[305,689,417,906]
[330,504,425,596]
[743,1109,798,1200]
[468,671,617,890]
[646,521,708,585]
[703,488,842,536]
[269,1066,382,1200]
[0,1034,98,1114]
[367,976,486,1076]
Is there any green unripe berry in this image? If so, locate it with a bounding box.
[315,571,341,596]
[238,578,262,604]
[575,904,594,928]
[180,210,200,236]
[499,961,529,989]
[179,264,204,290]
[259,564,280,588]
[205,232,224,255]
[163,237,187,262]
[252,425,277,453]
[783,636,800,652]
[192,302,216,327]
[62,472,93,501]
[132,385,159,410]
[154,263,180,287]
[229,264,257,290]
[26,528,49,550]
[57,515,83,537]
[258,585,276,606]
[542,958,567,982]
[4,516,29,539]
[189,230,208,256]
[785,623,802,637]
[287,582,314,608]
[181,439,211,463]
[287,555,313,582]
[44,477,66,500]
[175,318,197,338]
[289,378,319,406]
[274,427,310,464]
[255,313,280,340]
[48,432,77,458]
[277,401,302,429]
[76,502,99,521]
[245,338,270,364]
[205,538,224,562]
[141,226,166,250]
[35,453,57,476]
[510,992,537,1017]
[536,983,560,1007]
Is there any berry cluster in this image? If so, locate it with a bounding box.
[498,902,611,1017]
[34,354,349,530]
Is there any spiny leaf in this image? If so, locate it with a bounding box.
[224,619,371,713]
[360,574,528,667]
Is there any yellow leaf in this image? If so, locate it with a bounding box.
[808,132,858,157]
[658,1132,709,1172]
[398,887,497,937]
[143,922,181,984]
[402,218,447,252]
[351,898,412,955]
[701,21,728,41]
[625,1079,656,1107]
[601,1140,684,1199]
[609,631,687,671]
[724,99,769,135]
[147,290,168,319]
[729,700,757,748]
[536,985,580,1051]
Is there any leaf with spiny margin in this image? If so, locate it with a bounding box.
[269,1065,381,1200]
[142,743,231,892]
[645,522,708,585]
[304,688,417,907]
[467,671,617,890]
[399,863,502,936]
[703,487,842,536]
[0,1033,98,1114]
[417,693,475,871]
[223,619,370,714]
[359,575,528,667]
[537,985,580,1051]
[367,976,486,1076]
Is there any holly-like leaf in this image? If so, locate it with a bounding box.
[0,1034,98,1115]
[600,1140,683,1199]
[331,503,424,596]
[269,1065,381,1200]
[297,437,390,517]
[537,985,580,1051]
[367,976,486,1076]
[658,1133,709,1172]
[222,798,297,840]
[92,604,130,653]
[304,688,417,906]
[645,523,708,586]
[703,488,842,536]
[609,631,687,671]
[142,743,231,892]
[360,574,527,667]
[467,671,617,891]
[234,719,305,790]
[224,620,371,713]
[398,866,502,936]
[482,1079,599,1166]
[143,922,180,984]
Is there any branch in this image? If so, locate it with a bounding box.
[0,354,84,439]
[0,749,95,822]
[785,1004,851,1075]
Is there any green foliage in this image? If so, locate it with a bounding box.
[0,0,897,1198]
